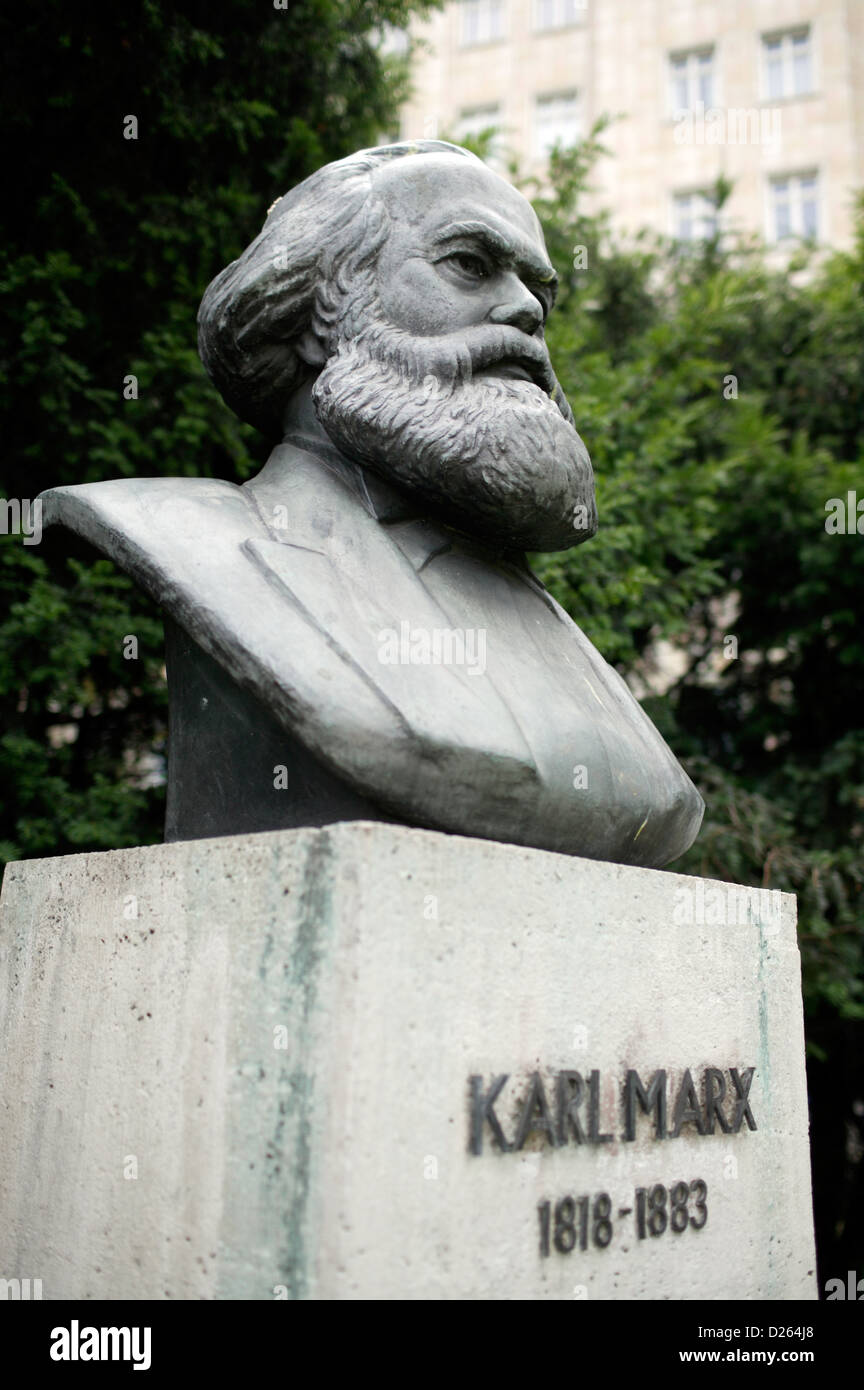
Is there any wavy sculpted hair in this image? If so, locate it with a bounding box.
[197,141,481,439]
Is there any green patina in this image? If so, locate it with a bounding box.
[273,830,334,1300]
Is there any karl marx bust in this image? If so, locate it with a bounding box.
[41,140,703,867]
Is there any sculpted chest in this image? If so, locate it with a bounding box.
[41,446,702,866]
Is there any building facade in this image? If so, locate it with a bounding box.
[395,0,864,250]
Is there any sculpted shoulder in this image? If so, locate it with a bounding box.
[39,476,259,598]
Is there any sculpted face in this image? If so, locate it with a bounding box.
[311,154,597,552]
[373,156,554,341]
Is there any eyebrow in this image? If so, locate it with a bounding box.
[430,219,559,300]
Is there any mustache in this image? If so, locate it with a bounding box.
[312,312,596,552]
[335,319,574,425]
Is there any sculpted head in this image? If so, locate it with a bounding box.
[198,141,596,551]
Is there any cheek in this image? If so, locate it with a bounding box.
[376,258,488,335]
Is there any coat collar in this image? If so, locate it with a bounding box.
[243,436,551,597]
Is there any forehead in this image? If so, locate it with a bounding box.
[373,154,548,264]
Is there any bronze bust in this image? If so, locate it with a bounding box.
[41,141,703,866]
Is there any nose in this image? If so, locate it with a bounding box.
[487,274,544,336]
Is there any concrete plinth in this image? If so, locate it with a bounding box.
[0,822,816,1300]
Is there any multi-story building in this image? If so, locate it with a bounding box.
[393,0,864,250]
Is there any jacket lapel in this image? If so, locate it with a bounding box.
[242,448,534,765]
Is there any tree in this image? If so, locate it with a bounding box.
[526,145,864,1024]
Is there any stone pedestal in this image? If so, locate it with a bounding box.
[0,822,816,1300]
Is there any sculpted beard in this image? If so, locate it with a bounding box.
[311,297,597,552]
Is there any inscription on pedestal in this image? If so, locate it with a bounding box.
[469,1065,759,1268]
[469,1066,758,1153]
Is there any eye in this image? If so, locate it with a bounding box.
[444,251,492,280]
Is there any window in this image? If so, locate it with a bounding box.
[769,173,819,241]
[762,28,813,99]
[457,103,501,141]
[673,190,718,243]
[455,104,504,163]
[535,0,585,31]
[669,48,715,112]
[461,0,505,47]
[534,91,581,157]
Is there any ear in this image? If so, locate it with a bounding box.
[295,329,327,368]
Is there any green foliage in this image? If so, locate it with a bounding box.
[519,138,864,1021]
[0,0,435,861]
